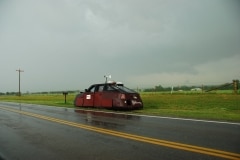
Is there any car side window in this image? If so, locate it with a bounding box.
[89,86,96,92]
[105,85,115,91]
[98,85,104,92]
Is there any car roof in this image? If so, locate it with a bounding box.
[91,82,119,86]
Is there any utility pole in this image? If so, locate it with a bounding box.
[16,68,24,96]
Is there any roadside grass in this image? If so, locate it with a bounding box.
[0,94,76,107]
[0,92,239,122]
[136,93,240,121]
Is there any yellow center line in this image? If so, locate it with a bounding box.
[1,106,240,160]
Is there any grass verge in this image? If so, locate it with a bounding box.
[0,93,239,122]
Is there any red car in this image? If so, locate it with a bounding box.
[74,82,143,109]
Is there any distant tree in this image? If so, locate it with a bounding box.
[143,83,235,92]
[155,85,164,91]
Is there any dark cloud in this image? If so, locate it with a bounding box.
[0,0,239,92]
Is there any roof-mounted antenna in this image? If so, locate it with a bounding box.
[104,75,111,83]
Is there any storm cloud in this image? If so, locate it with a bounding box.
[0,0,239,92]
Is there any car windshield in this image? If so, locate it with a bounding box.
[111,85,136,93]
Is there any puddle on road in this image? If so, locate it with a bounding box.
[2,102,141,129]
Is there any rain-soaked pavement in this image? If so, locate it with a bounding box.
[0,102,239,160]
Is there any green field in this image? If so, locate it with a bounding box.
[0,92,239,122]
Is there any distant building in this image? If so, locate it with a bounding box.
[191,88,202,91]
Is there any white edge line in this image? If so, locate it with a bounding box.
[74,109,240,126]
[1,102,239,126]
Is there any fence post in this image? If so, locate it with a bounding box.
[233,80,239,94]
[62,92,68,104]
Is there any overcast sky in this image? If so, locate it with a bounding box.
[0,0,239,92]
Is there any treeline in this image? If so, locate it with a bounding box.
[30,90,80,95]
[144,84,234,92]
[0,90,80,95]
[0,92,18,95]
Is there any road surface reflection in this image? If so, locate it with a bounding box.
[74,109,141,129]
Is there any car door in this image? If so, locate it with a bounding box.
[100,84,114,108]
[83,85,95,107]
[94,85,104,107]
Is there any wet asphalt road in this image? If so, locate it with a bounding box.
[0,102,239,160]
